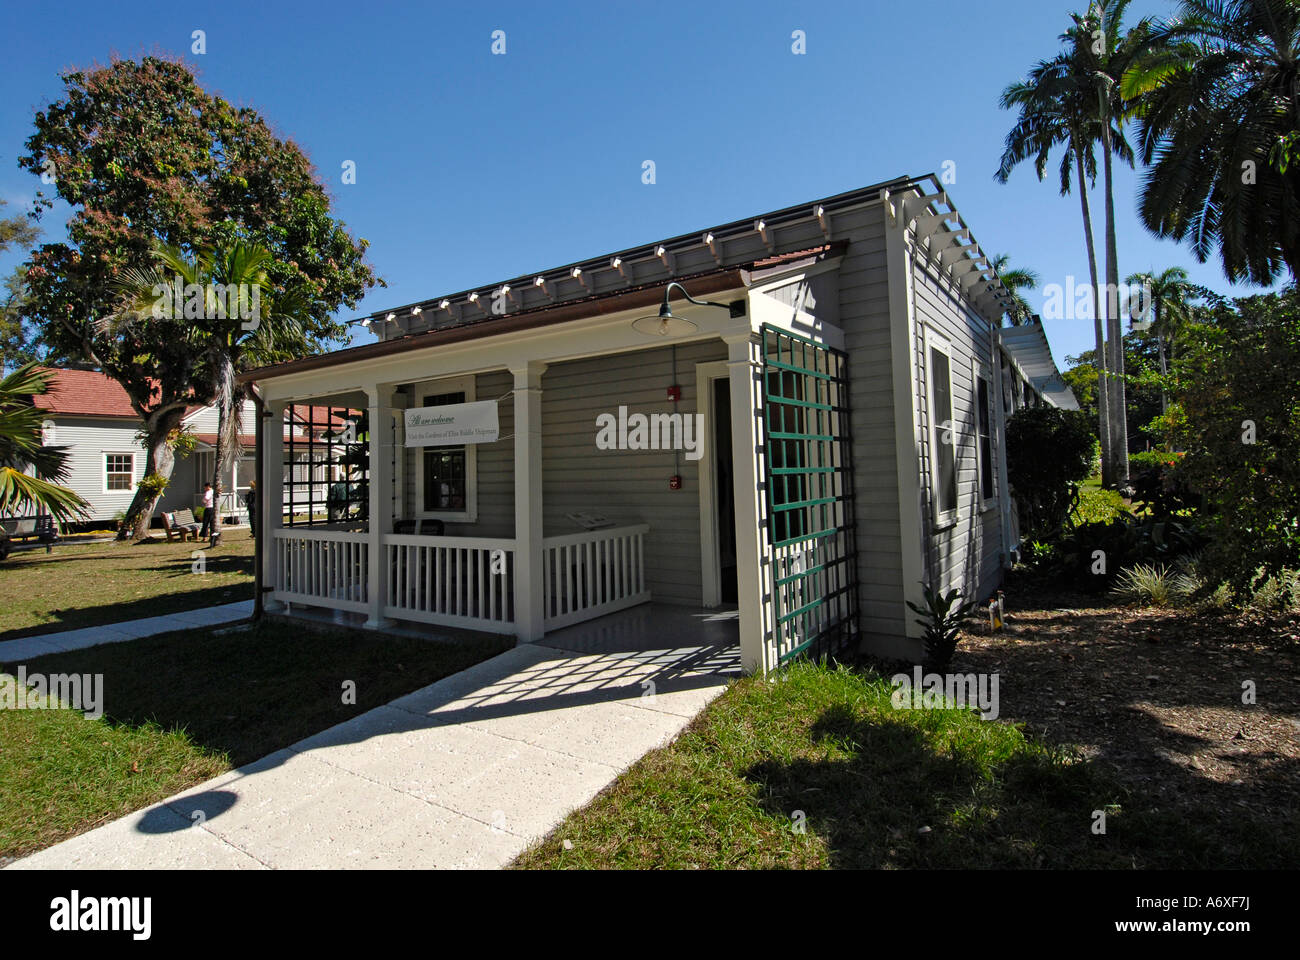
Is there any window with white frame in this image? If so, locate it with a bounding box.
[928,340,958,520]
[975,368,996,506]
[415,377,477,521]
[105,452,135,492]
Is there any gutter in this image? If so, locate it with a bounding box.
[238,268,747,384]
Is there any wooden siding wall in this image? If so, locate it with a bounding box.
[540,340,727,607]
[399,369,516,539]
[46,417,146,521]
[396,342,725,606]
[909,250,1004,603]
[830,206,909,647]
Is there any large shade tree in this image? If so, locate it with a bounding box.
[18,56,381,540]
[1123,0,1300,284]
[112,240,315,544]
[1,199,43,371]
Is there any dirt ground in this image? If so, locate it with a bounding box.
[954,580,1300,839]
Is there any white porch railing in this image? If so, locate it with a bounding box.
[272,528,369,613]
[542,524,650,631]
[383,534,515,632]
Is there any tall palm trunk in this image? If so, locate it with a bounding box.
[1075,144,1111,485]
[1100,128,1129,486]
[1155,300,1168,414]
[209,343,239,546]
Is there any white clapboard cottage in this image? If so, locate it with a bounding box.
[241,176,1076,673]
[30,368,258,525]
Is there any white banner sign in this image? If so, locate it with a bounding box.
[404,400,499,447]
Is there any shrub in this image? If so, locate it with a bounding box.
[1114,563,1176,606]
[906,583,980,671]
[1243,567,1300,615]
[1129,449,1182,472]
[1171,289,1300,589]
[1006,406,1097,542]
[1071,485,1130,525]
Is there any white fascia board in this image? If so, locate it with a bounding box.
[254,285,752,405]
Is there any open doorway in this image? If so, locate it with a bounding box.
[713,377,738,603]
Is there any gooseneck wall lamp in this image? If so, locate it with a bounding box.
[631,281,746,336]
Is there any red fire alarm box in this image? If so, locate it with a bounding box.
[666,385,681,402]
[668,475,682,490]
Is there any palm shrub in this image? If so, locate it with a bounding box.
[0,363,89,523]
[907,583,981,671]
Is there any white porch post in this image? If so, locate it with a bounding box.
[725,332,769,675]
[365,383,397,629]
[512,362,547,641]
[263,400,286,612]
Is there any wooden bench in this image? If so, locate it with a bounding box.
[0,515,59,558]
[163,509,201,542]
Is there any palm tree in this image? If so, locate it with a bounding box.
[0,363,89,523]
[1125,266,1193,411]
[997,49,1121,482]
[1065,0,1154,485]
[1122,0,1300,284]
[113,242,314,544]
[989,254,1041,324]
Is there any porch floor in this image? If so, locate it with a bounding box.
[539,601,741,675]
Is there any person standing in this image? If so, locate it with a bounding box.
[200,483,214,540]
[244,480,258,539]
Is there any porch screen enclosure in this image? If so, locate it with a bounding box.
[273,404,370,612]
[760,325,859,664]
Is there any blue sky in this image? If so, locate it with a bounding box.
[0,0,1271,369]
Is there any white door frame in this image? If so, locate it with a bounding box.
[696,361,731,607]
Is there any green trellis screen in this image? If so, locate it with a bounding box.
[760,325,859,664]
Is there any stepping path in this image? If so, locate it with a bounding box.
[0,600,255,664]
[6,638,738,869]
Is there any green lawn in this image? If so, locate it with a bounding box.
[0,528,254,641]
[513,660,1293,869]
[0,620,512,861]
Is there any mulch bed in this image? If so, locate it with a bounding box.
[954,580,1300,833]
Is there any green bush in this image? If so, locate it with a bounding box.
[1006,406,1097,542]
[1071,485,1130,525]
[1114,563,1176,606]
[1171,289,1300,589]
[1129,449,1182,472]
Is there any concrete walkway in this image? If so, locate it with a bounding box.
[0,600,255,664]
[7,614,739,869]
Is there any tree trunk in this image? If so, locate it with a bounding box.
[1076,147,1111,484]
[116,406,186,541]
[209,348,238,547]
[1101,125,1129,487]
[1156,301,1168,414]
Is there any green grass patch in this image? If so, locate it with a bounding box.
[0,619,511,860]
[0,529,254,640]
[514,660,1288,869]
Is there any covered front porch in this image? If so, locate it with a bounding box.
[256,315,762,665]
[250,246,859,675]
